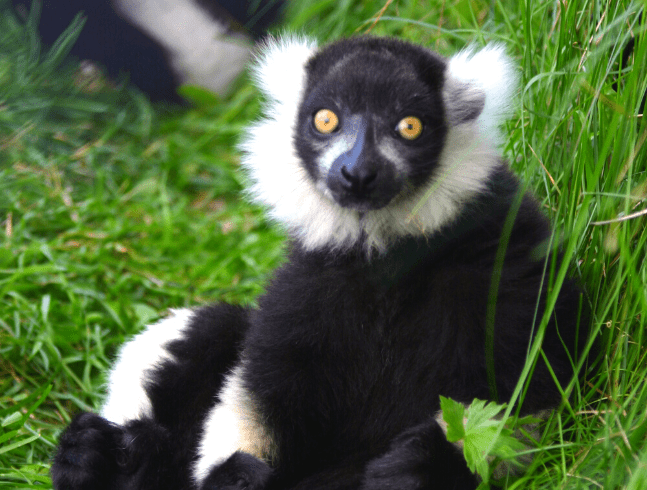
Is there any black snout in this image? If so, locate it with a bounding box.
[324,115,402,211]
[327,152,401,211]
[340,165,378,194]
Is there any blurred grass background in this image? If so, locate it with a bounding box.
[1,0,646,488]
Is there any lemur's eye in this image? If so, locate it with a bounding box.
[313,109,339,134]
[396,116,423,140]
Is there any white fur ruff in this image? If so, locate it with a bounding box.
[240,36,518,253]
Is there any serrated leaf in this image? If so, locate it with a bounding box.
[466,425,499,450]
[440,396,466,442]
[465,435,492,477]
[464,399,506,433]
[458,398,526,483]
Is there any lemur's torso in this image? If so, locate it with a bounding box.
[241,164,578,485]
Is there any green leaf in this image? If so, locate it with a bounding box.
[40,294,50,323]
[455,399,519,483]
[440,396,465,442]
[1,412,22,428]
[0,435,41,455]
[41,12,86,74]
[132,303,159,327]
[463,424,499,477]
[626,450,647,490]
[464,399,506,433]
[0,429,20,445]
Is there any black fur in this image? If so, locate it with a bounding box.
[51,412,127,490]
[51,37,589,490]
[361,422,479,490]
[240,167,584,490]
[202,452,273,490]
[13,0,182,102]
[52,304,249,490]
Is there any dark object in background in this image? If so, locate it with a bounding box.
[621,37,646,117]
[195,0,284,36]
[612,11,645,119]
[12,0,285,102]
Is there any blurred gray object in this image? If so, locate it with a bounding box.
[13,0,285,102]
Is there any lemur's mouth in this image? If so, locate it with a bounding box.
[331,190,395,212]
[315,173,399,211]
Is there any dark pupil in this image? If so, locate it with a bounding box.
[407,123,413,130]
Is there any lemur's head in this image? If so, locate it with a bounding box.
[240,35,517,252]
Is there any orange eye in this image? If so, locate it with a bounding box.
[396,116,423,140]
[313,109,339,134]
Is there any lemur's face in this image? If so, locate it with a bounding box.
[242,35,514,251]
[294,39,448,211]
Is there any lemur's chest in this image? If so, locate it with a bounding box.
[199,244,493,476]
[242,254,490,461]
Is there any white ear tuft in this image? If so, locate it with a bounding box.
[251,34,318,106]
[241,34,332,250]
[446,45,518,145]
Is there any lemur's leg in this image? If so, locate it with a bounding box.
[193,363,276,490]
[359,408,543,490]
[51,304,251,490]
[360,418,479,490]
[244,416,477,490]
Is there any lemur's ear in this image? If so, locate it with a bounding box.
[251,34,318,107]
[443,80,486,125]
[443,45,518,139]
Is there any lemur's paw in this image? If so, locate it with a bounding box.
[51,412,128,490]
[361,423,478,490]
[201,452,272,490]
[361,446,427,490]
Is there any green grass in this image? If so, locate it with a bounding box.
[1,0,646,488]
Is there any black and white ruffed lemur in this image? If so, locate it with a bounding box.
[51,35,589,490]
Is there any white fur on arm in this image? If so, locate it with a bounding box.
[101,308,194,425]
[193,364,275,486]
